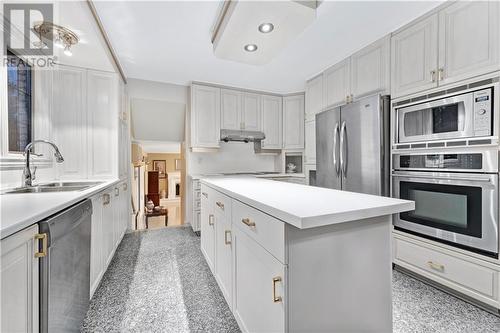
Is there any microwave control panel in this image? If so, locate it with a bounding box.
[398,154,483,170]
[473,88,492,136]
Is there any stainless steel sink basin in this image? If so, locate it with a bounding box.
[40,181,104,187]
[1,181,103,194]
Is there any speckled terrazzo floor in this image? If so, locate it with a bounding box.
[82,226,500,333]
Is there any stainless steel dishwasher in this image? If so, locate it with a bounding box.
[39,199,92,333]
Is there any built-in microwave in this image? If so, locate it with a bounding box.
[395,86,494,144]
[392,149,499,256]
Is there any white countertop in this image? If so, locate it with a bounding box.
[0,179,122,239]
[191,172,305,180]
[201,177,414,229]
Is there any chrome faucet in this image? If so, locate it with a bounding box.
[23,140,64,187]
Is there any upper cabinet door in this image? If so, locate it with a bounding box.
[242,93,262,131]
[261,95,283,149]
[324,59,350,108]
[391,14,439,98]
[191,84,221,148]
[87,70,118,179]
[283,94,305,150]
[221,89,242,130]
[53,66,88,179]
[351,35,390,100]
[438,1,500,86]
[304,120,316,165]
[305,74,324,122]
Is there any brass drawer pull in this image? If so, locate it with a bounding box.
[103,193,111,205]
[202,192,208,198]
[438,68,444,81]
[241,218,255,227]
[216,201,224,210]
[34,233,48,258]
[209,214,215,226]
[427,261,444,272]
[430,70,436,82]
[224,230,231,245]
[272,276,282,303]
[115,187,120,197]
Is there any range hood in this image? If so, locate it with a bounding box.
[220,129,265,143]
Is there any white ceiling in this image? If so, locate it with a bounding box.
[94,0,444,94]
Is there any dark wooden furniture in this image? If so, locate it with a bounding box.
[145,208,168,229]
[147,171,160,206]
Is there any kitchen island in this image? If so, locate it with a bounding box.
[200,176,414,333]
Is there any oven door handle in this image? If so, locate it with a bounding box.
[392,173,494,184]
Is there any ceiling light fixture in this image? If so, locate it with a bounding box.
[244,44,258,52]
[33,21,79,56]
[258,23,274,33]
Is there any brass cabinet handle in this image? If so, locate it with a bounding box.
[272,276,282,303]
[209,214,215,226]
[430,70,436,82]
[103,193,111,205]
[224,230,231,245]
[115,187,120,197]
[216,201,224,210]
[427,260,444,272]
[34,233,48,258]
[438,68,444,81]
[241,218,256,227]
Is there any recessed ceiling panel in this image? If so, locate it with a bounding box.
[213,1,316,65]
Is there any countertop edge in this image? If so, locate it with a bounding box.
[201,179,415,229]
[0,178,123,240]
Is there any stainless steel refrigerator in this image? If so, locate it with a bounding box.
[316,94,390,196]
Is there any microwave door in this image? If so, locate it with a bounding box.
[316,107,341,190]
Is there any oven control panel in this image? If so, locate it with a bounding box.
[473,88,493,136]
[398,154,483,170]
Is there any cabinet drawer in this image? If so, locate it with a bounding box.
[394,238,497,299]
[213,191,231,220]
[233,200,285,263]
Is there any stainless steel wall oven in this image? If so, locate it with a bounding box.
[392,149,499,257]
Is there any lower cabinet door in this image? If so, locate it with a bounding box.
[0,225,39,333]
[90,194,103,297]
[215,206,233,309]
[102,191,115,268]
[200,191,215,272]
[233,227,285,333]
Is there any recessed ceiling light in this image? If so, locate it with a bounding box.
[258,23,274,33]
[244,44,258,52]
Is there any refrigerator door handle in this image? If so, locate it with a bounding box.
[340,121,346,177]
[333,122,340,176]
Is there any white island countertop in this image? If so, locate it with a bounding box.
[201,176,414,229]
[0,179,122,239]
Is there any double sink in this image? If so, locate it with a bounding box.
[2,181,104,194]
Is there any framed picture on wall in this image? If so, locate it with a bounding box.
[153,160,166,178]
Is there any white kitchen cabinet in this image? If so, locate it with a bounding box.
[90,193,103,297]
[101,190,115,268]
[305,74,324,122]
[350,35,390,99]
[0,225,39,333]
[304,120,316,165]
[261,95,282,149]
[233,226,285,333]
[283,94,305,150]
[437,1,500,86]
[324,59,350,108]
[87,70,118,179]
[191,84,221,149]
[118,80,130,181]
[200,187,216,272]
[242,93,262,131]
[221,89,242,130]
[53,66,88,179]
[213,192,233,309]
[391,14,439,98]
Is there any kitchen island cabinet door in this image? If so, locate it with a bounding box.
[1,224,39,333]
[233,227,285,333]
[437,1,500,86]
[391,14,438,98]
[214,193,233,309]
[200,187,215,273]
[261,95,283,149]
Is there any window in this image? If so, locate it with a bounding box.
[7,49,33,153]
